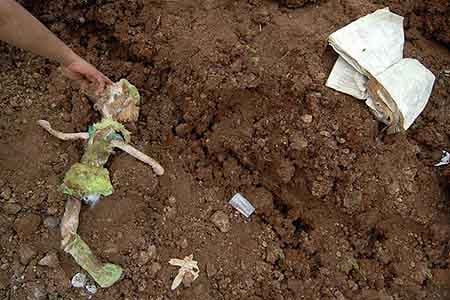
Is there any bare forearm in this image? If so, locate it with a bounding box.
[0,0,78,65]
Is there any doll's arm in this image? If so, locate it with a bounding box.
[110,140,164,176]
[38,120,89,140]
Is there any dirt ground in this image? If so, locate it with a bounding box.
[1,0,450,299]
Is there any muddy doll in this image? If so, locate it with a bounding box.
[38,79,164,288]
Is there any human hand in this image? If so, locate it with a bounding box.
[62,55,112,95]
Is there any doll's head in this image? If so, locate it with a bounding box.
[94,79,140,122]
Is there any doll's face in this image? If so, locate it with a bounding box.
[95,79,140,123]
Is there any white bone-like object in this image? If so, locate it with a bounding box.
[111,140,165,176]
[38,120,89,140]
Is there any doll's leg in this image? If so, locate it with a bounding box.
[64,234,123,288]
[111,140,164,176]
[37,120,89,140]
[61,197,81,249]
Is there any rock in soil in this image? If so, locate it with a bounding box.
[38,251,59,268]
[19,244,37,265]
[210,211,231,233]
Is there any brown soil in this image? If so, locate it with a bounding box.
[1,0,450,299]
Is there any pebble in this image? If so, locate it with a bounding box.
[300,114,313,124]
[179,238,188,249]
[0,187,12,200]
[320,131,331,137]
[71,272,87,288]
[38,252,59,268]
[210,211,231,233]
[43,217,59,229]
[85,281,97,294]
[19,245,37,265]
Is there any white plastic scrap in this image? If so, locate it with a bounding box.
[85,281,97,294]
[435,151,450,167]
[326,7,436,133]
[71,272,87,288]
[229,193,255,218]
[168,254,199,290]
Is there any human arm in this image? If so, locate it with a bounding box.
[0,0,111,94]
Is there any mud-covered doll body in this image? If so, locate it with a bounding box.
[63,119,131,204]
[38,79,164,288]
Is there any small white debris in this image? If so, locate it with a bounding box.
[435,151,450,167]
[168,254,199,290]
[85,281,97,294]
[229,193,255,218]
[71,272,87,288]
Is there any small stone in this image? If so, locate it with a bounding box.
[300,114,313,124]
[337,137,346,144]
[25,282,47,300]
[207,263,218,278]
[320,131,331,137]
[38,252,59,268]
[180,238,188,249]
[0,187,12,200]
[43,217,59,229]
[3,203,21,215]
[210,211,231,233]
[85,281,97,294]
[19,245,37,265]
[71,272,87,288]
[149,262,161,278]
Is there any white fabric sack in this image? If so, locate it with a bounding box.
[328,7,404,77]
[325,7,435,133]
[368,58,435,130]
